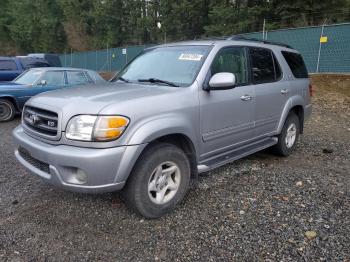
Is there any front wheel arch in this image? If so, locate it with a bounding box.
[0,98,17,122]
[0,96,20,112]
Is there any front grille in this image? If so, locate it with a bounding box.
[23,106,58,137]
[18,147,50,174]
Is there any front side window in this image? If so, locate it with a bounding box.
[249,47,280,84]
[67,71,88,85]
[115,45,211,87]
[40,71,65,86]
[14,70,43,85]
[282,51,308,78]
[211,47,248,85]
[0,60,17,71]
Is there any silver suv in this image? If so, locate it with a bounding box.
[13,37,312,218]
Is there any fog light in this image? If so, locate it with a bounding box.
[75,169,88,184]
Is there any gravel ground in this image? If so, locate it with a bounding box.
[0,75,349,261]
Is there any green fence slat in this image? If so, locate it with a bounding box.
[59,23,350,73]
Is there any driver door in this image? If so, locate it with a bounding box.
[199,46,255,159]
[33,70,66,95]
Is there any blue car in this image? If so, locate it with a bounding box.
[0,56,51,81]
[0,67,106,122]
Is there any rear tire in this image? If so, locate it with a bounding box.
[273,113,300,156]
[0,99,16,122]
[122,143,191,219]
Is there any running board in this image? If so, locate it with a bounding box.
[197,137,277,173]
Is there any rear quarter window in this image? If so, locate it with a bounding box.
[0,60,17,70]
[282,51,308,78]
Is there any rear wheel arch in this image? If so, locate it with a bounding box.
[289,105,304,134]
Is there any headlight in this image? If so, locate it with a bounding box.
[66,115,129,141]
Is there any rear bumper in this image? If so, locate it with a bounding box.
[13,126,145,193]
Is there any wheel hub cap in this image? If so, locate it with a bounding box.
[285,123,297,148]
[148,161,181,205]
[0,103,10,119]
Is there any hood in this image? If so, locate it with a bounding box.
[0,82,22,86]
[26,82,182,123]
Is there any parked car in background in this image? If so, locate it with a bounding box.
[28,54,62,67]
[0,67,106,121]
[0,56,50,82]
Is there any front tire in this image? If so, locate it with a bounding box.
[122,143,191,218]
[0,99,16,122]
[273,113,300,156]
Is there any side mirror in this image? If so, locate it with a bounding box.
[208,72,236,90]
[40,80,47,86]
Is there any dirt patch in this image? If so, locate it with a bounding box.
[99,71,116,81]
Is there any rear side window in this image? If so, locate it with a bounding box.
[282,51,308,78]
[0,60,17,70]
[67,71,89,85]
[19,57,50,69]
[249,47,281,84]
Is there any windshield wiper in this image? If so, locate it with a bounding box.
[116,76,131,83]
[138,78,179,87]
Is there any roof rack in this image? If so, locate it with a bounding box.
[193,36,229,41]
[227,35,293,49]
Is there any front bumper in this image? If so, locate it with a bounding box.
[13,126,145,193]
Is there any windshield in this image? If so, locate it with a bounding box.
[115,45,211,87]
[14,70,43,85]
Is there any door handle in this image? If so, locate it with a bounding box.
[240,95,252,101]
[281,89,289,94]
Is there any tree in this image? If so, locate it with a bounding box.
[6,0,65,53]
[0,0,349,55]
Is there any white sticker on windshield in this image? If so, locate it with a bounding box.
[179,53,203,61]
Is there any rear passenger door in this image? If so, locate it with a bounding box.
[249,47,288,136]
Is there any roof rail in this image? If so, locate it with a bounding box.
[194,36,229,41]
[227,35,293,49]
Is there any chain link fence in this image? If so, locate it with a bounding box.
[60,23,350,73]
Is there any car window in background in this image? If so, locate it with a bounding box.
[19,57,50,70]
[211,47,248,85]
[86,70,105,83]
[116,45,211,87]
[14,70,43,85]
[67,71,88,85]
[282,51,308,78]
[40,71,65,86]
[0,60,18,71]
[249,47,277,84]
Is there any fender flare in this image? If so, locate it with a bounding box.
[125,115,198,147]
[114,115,199,183]
[277,95,304,134]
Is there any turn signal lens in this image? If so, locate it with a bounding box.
[94,116,129,141]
